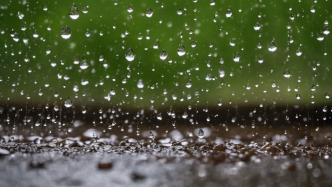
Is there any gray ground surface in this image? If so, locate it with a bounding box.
[0,150,331,187]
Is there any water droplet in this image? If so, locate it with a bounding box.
[254,21,261,31]
[64,97,73,108]
[182,111,188,119]
[317,32,324,41]
[290,13,295,21]
[21,22,27,31]
[160,49,168,60]
[85,30,90,37]
[153,39,160,49]
[149,131,155,140]
[177,9,183,15]
[110,88,116,95]
[191,40,197,48]
[137,33,143,40]
[296,93,300,100]
[310,6,315,13]
[73,84,79,92]
[157,113,162,120]
[296,47,302,56]
[33,30,39,38]
[137,79,144,89]
[83,5,89,14]
[80,55,89,69]
[218,97,222,106]
[150,95,154,103]
[99,55,104,62]
[258,55,263,63]
[177,44,186,56]
[226,6,232,18]
[198,129,204,138]
[268,40,277,52]
[61,26,71,39]
[186,80,192,88]
[323,25,330,35]
[257,42,262,49]
[18,12,24,19]
[127,4,133,13]
[283,69,291,78]
[233,52,240,62]
[69,3,79,20]
[325,92,330,99]
[46,48,51,55]
[125,47,135,61]
[145,7,153,18]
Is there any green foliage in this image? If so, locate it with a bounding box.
[0,0,331,108]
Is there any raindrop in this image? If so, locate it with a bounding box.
[254,21,261,30]
[85,30,90,37]
[110,88,115,95]
[268,40,277,52]
[83,5,89,14]
[160,49,168,60]
[149,131,155,140]
[257,42,262,49]
[198,129,204,138]
[137,79,144,89]
[186,81,192,88]
[61,26,71,39]
[64,97,73,108]
[46,48,51,55]
[99,55,104,61]
[310,6,315,13]
[80,55,89,69]
[182,111,188,119]
[317,32,324,41]
[218,97,222,106]
[150,95,154,103]
[233,52,240,62]
[18,12,24,19]
[21,22,27,31]
[138,33,143,40]
[157,113,162,120]
[177,44,186,56]
[283,69,291,78]
[125,47,135,61]
[153,39,159,49]
[258,55,263,63]
[145,7,153,18]
[226,6,232,18]
[69,3,79,20]
[323,24,330,35]
[296,93,300,100]
[325,92,330,99]
[33,30,39,38]
[177,9,183,15]
[13,33,19,42]
[296,47,302,56]
[127,4,133,13]
[73,84,79,92]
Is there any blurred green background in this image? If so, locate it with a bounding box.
[0,0,331,110]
